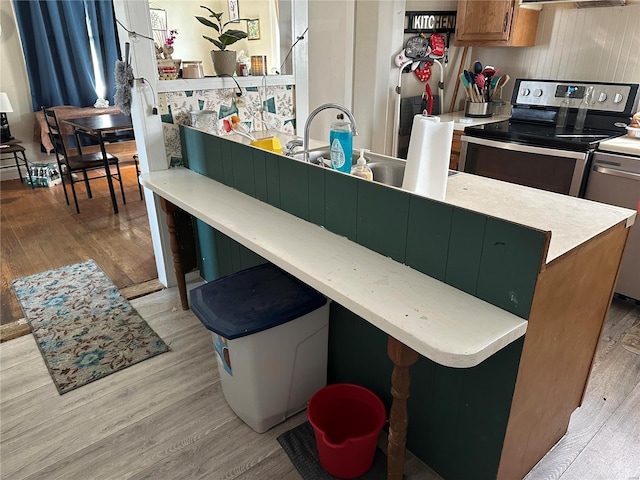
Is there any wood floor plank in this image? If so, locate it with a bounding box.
[524,302,640,480]
[0,321,213,440]
[21,384,237,480]
[127,413,308,480]
[234,450,304,480]
[1,347,218,479]
[2,287,638,480]
[559,383,640,480]
[1,165,156,326]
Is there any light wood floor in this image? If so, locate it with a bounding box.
[0,160,157,326]
[1,284,638,479]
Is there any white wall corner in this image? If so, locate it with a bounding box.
[114,0,174,288]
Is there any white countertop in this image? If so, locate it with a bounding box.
[140,168,528,368]
[598,135,640,157]
[444,172,635,265]
[202,130,636,266]
[437,111,510,131]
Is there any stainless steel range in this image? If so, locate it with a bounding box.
[459,79,640,196]
[459,78,640,301]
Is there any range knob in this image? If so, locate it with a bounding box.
[520,88,531,97]
[533,89,543,97]
[613,92,624,104]
[597,92,608,103]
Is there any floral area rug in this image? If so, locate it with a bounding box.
[11,260,170,394]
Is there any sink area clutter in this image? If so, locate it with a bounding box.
[216,102,455,199]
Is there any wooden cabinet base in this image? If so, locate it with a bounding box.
[497,223,630,479]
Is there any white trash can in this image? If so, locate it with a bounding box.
[190,263,330,433]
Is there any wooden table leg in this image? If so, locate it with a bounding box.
[387,335,419,480]
[159,197,189,310]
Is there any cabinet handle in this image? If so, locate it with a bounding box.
[503,12,508,32]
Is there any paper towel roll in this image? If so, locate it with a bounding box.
[401,115,454,201]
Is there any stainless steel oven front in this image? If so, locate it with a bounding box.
[458,136,591,197]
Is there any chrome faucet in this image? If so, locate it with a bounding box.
[303,103,358,163]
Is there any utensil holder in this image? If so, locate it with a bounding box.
[465,100,492,118]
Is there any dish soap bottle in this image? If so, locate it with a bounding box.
[351,149,373,181]
[330,120,353,173]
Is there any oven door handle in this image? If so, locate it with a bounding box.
[593,165,640,181]
[461,135,589,160]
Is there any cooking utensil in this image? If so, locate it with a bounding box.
[473,61,483,75]
[476,74,487,101]
[494,74,511,101]
[460,72,475,102]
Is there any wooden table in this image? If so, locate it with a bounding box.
[140,167,529,479]
[64,114,133,214]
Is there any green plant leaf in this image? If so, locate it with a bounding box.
[199,5,219,19]
[195,16,220,33]
[224,29,248,40]
[202,35,224,50]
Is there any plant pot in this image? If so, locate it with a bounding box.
[210,50,237,76]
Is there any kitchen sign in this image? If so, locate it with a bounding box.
[404,11,456,34]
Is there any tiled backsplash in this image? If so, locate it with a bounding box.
[160,84,296,166]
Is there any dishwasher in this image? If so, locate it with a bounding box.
[584,149,640,301]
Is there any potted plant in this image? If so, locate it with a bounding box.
[195,6,249,76]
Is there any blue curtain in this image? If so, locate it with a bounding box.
[14,0,120,110]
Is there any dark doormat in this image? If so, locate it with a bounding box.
[277,421,388,480]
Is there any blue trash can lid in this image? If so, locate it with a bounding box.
[189,263,327,339]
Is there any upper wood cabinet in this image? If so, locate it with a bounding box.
[454,0,540,47]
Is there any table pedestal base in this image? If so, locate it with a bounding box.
[387,335,419,480]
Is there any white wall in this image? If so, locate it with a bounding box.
[305,0,356,144]
[469,5,640,104]
[150,0,280,77]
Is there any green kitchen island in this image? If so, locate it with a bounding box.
[139,127,635,480]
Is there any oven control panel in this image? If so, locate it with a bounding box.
[513,79,639,115]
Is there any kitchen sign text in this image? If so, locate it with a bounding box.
[405,11,457,34]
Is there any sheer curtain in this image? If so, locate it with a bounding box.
[13,0,121,110]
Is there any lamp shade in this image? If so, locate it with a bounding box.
[0,92,13,113]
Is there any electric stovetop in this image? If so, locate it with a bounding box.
[463,78,639,152]
[463,121,623,152]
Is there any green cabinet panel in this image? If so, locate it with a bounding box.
[265,152,281,208]
[253,149,268,202]
[356,180,410,263]
[230,142,256,196]
[179,133,552,480]
[213,230,234,278]
[239,244,266,270]
[308,166,326,226]
[208,134,225,182]
[406,198,453,281]
[476,218,548,318]
[327,303,394,408]
[220,138,234,187]
[446,209,487,295]
[194,219,219,281]
[181,128,198,173]
[324,171,359,241]
[278,156,310,220]
[407,338,524,480]
[329,309,524,480]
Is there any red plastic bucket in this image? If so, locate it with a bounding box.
[308,383,386,479]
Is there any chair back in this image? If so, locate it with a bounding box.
[41,107,69,163]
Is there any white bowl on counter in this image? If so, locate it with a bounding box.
[626,126,640,138]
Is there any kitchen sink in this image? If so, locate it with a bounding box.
[289,147,457,187]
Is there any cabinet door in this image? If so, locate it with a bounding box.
[456,0,513,44]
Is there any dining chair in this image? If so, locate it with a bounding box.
[41,107,125,214]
